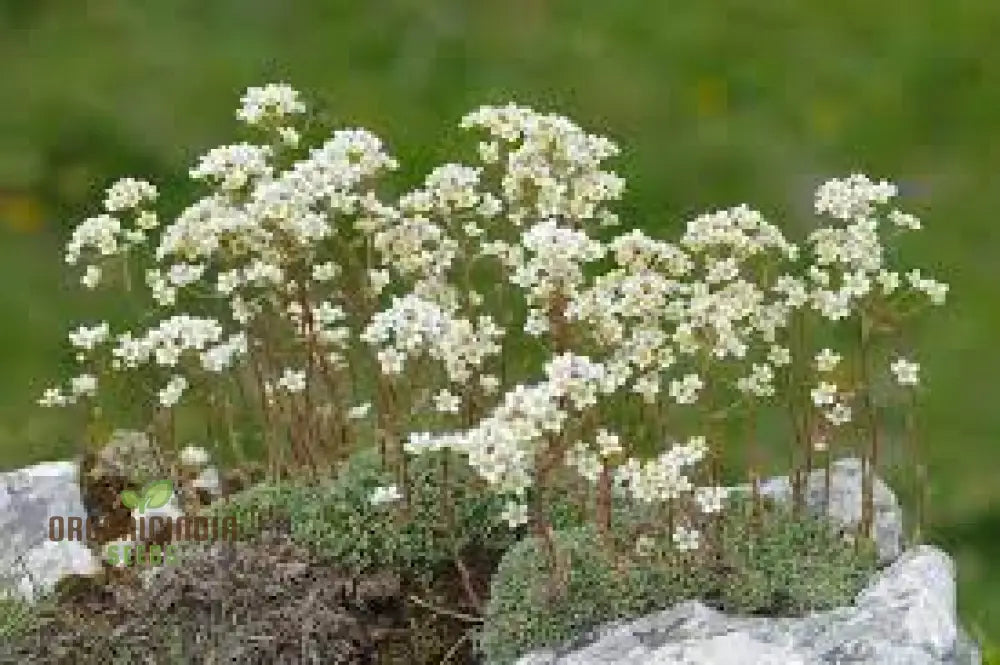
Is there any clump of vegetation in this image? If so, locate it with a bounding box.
[715,499,877,616]
[478,500,878,664]
[32,81,949,661]
[206,447,520,585]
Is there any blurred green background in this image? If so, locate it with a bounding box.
[1,0,998,640]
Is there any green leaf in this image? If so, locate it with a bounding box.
[142,479,174,510]
[119,490,140,510]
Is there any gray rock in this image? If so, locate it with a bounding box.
[0,460,101,601]
[747,457,903,565]
[193,465,221,496]
[515,546,977,665]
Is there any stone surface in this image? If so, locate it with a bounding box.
[755,457,904,565]
[193,465,221,496]
[0,460,101,601]
[0,454,209,601]
[516,546,978,665]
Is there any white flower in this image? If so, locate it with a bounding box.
[179,445,210,467]
[814,173,897,221]
[477,141,500,163]
[312,262,340,282]
[736,363,775,398]
[69,374,97,397]
[277,368,307,393]
[479,374,500,395]
[190,143,272,191]
[368,269,391,295]
[433,389,462,414]
[348,402,372,420]
[500,501,529,528]
[377,348,406,375]
[876,270,900,294]
[369,485,403,506]
[158,375,188,408]
[768,345,792,367]
[136,210,158,230]
[68,323,109,351]
[668,373,703,405]
[104,178,158,213]
[200,333,247,372]
[890,357,920,387]
[888,209,921,230]
[277,126,300,147]
[906,270,949,305]
[635,535,656,557]
[236,83,306,126]
[65,214,121,264]
[825,402,853,426]
[923,279,949,305]
[810,382,838,407]
[695,486,728,514]
[38,387,71,408]
[672,525,700,552]
[815,348,841,373]
[595,429,622,457]
[524,309,549,336]
[632,373,660,403]
[81,265,102,289]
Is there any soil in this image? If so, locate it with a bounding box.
[54,455,500,663]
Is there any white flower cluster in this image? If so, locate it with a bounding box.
[44,85,951,556]
[407,353,615,497]
[104,178,158,213]
[190,143,273,191]
[111,316,225,370]
[460,103,624,224]
[807,174,948,320]
[362,295,502,382]
[236,83,306,126]
[614,436,707,502]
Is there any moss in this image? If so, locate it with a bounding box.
[206,447,518,583]
[477,500,878,665]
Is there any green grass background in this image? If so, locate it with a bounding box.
[1,0,999,641]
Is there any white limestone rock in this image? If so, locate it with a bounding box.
[0,460,101,601]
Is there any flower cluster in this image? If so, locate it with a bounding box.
[42,84,949,558]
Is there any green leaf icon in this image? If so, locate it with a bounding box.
[120,490,140,510]
[142,479,174,510]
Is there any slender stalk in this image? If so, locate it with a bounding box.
[906,389,926,544]
[746,402,761,523]
[596,458,612,538]
[857,310,878,539]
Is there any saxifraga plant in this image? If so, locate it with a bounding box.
[38,82,948,628]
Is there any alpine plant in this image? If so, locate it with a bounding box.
[42,83,947,560]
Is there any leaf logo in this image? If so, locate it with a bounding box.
[120,479,173,514]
